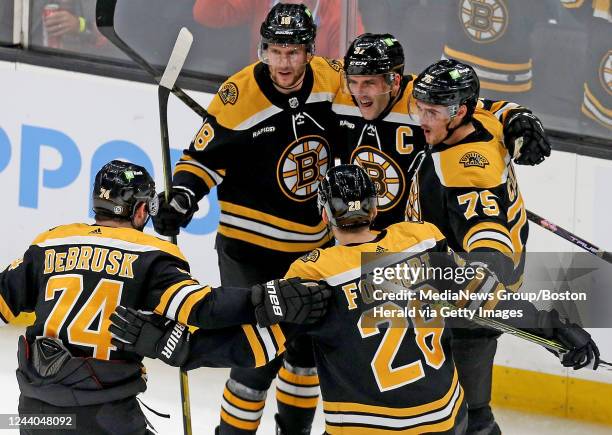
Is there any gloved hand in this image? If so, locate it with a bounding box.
[150,187,198,236]
[537,310,600,370]
[109,306,190,367]
[503,110,551,165]
[252,278,332,327]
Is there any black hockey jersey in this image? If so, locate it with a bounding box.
[333,75,526,230]
[405,110,528,288]
[0,223,255,361]
[174,57,344,254]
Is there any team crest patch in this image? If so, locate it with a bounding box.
[459,0,508,44]
[599,50,611,96]
[300,249,320,263]
[218,82,239,105]
[460,151,489,168]
[324,58,342,72]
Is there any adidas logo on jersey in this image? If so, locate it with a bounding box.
[459,152,489,168]
[89,228,102,235]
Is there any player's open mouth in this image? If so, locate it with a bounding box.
[358,98,373,108]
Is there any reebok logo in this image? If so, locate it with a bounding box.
[265,281,283,317]
[161,323,186,359]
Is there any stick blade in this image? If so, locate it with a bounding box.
[160,27,194,90]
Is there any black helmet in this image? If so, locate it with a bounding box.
[92,160,155,220]
[344,33,404,77]
[260,3,316,46]
[412,59,480,118]
[317,164,377,228]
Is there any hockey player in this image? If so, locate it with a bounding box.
[111,165,600,435]
[151,4,343,434]
[333,33,551,231]
[0,160,329,435]
[406,59,537,435]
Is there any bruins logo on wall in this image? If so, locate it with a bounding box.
[459,0,508,43]
[218,82,239,105]
[351,146,405,212]
[460,151,490,168]
[600,50,612,96]
[277,135,329,202]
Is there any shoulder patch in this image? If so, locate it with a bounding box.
[459,152,489,168]
[218,82,239,105]
[324,57,342,72]
[8,257,24,271]
[300,249,321,263]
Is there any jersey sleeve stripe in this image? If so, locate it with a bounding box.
[468,238,514,254]
[463,223,513,252]
[174,164,217,190]
[154,279,199,316]
[218,225,332,253]
[467,275,499,311]
[269,324,286,354]
[165,284,208,320]
[177,286,212,324]
[0,294,15,325]
[255,324,278,362]
[241,325,267,367]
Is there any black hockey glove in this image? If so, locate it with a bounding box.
[150,187,198,237]
[503,110,551,166]
[109,306,190,367]
[251,278,332,327]
[536,310,600,370]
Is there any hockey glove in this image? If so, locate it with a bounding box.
[150,187,198,237]
[109,306,190,367]
[536,310,600,370]
[503,110,551,166]
[252,278,332,327]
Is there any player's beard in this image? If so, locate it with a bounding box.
[270,65,307,91]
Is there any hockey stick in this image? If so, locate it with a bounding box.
[95,0,207,118]
[527,210,612,264]
[159,28,194,435]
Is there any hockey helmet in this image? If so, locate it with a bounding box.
[344,33,404,77]
[317,164,377,228]
[412,59,479,119]
[93,160,155,220]
[260,3,316,52]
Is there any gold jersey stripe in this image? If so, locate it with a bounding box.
[174,164,217,190]
[218,225,332,253]
[219,201,327,234]
[278,366,320,386]
[223,388,265,412]
[241,324,267,367]
[31,224,186,262]
[269,324,287,354]
[469,239,514,254]
[323,369,459,417]
[325,388,464,435]
[220,409,260,431]
[179,155,226,176]
[443,46,532,72]
[276,390,319,409]
[0,295,16,323]
[177,287,212,324]
[154,280,199,315]
[463,222,512,252]
[481,80,533,93]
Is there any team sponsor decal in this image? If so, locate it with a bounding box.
[300,249,320,263]
[599,50,612,96]
[351,146,405,212]
[460,151,490,168]
[459,0,508,43]
[218,82,239,105]
[277,135,330,202]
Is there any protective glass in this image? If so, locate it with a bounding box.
[342,73,398,96]
[258,42,313,67]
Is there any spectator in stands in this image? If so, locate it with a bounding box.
[193,0,364,60]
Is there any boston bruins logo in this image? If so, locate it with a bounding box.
[600,50,612,96]
[460,151,489,168]
[218,82,239,105]
[351,146,405,212]
[459,0,508,43]
[277,135,329,202]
